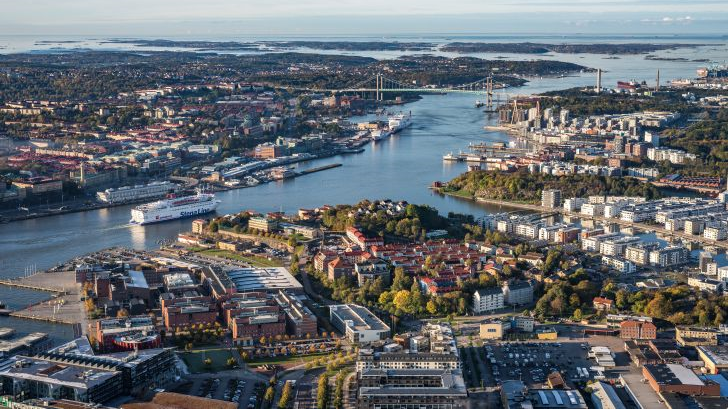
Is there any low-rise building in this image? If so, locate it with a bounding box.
[676,327,719,346]
[94,316,160,352]
[248,216,279,232]
[355,259,390,286]
[642,364,721,396]
[619,320,657,340]
[591,381,626,409]
[479,319,511,340]
[593,297,613,311]
[696,345,728,374]
[356,368,467,409]
[329,304,389,343]
[0,356,123,403]
[160,293,218,330]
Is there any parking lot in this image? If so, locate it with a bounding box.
[179,374,266,409]
[483,341,596,387]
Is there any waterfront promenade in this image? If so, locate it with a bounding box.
[3,271,86,329]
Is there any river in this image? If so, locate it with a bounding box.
[0,35,725,339]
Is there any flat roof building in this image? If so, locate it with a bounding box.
[356,368,467,409]
[0,356,123,403]
[642,364,721,396]
[223,267,303,293]
[697,345,728,375]
[329,304,389,343]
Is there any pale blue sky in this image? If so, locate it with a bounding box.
[2,0,727,36]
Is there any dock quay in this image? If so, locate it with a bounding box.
[0,279,68,294]
[297,163,343,176]
[1,271,86,330]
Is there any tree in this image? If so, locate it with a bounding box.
[409,281,424,315]
[572,308,583,321]
[227,357,237,367]
[426,299,438,315]
[317,374,329,409]
[203,358,212,367]
[278,381,293,409]
[393,290,413,314]
[264,386,275,403]
[208,221,219,233]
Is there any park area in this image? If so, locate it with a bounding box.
[179,348,236,373]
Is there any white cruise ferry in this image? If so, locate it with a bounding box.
[130,192,220,225]
[388,112,412,133]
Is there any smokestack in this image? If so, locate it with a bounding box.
[656,69,660,92]
[596,69,602,93]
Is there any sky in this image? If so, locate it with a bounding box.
[1,0,727,36]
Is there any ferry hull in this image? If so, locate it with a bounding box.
[130,201,220,225]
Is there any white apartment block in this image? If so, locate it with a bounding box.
[704,226,728,241]
[473,288,505,314]
[649,246,689,267]
[601,256,637,274]
[599,236,641,257]
[581,203,605,217]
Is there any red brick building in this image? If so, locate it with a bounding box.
[620,320,657,340]
[160,294,218,330]
[643,364,721,396]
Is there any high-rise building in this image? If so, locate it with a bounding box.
[541,189,562,209]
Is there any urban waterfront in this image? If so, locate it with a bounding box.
[0,38,725,339]
[3,41,727,278]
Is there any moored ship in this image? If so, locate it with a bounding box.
[370,129,392,142]
[388,112,412,133]
[129,192,220,225]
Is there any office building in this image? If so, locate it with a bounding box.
[330,304,389,343]
[356,369,467,409]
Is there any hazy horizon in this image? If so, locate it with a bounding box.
[2,1,727,37]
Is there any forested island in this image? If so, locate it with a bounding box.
[440,42,705,54]
[443,170,663,203]
[0,51,587,102]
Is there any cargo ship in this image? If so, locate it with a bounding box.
[130,192,220,225]
[388,112,412,134]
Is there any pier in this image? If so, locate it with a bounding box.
[297,163,343,176]
[0,279,68,294]
[1,271,86,330]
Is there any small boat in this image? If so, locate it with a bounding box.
[475,100,485,108]
[0,302,12,316]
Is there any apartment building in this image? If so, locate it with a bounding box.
[473,287,505,314]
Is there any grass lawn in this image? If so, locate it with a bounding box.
[247,352,329,368]
[198,249,283,267]
[179,348,235,373]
